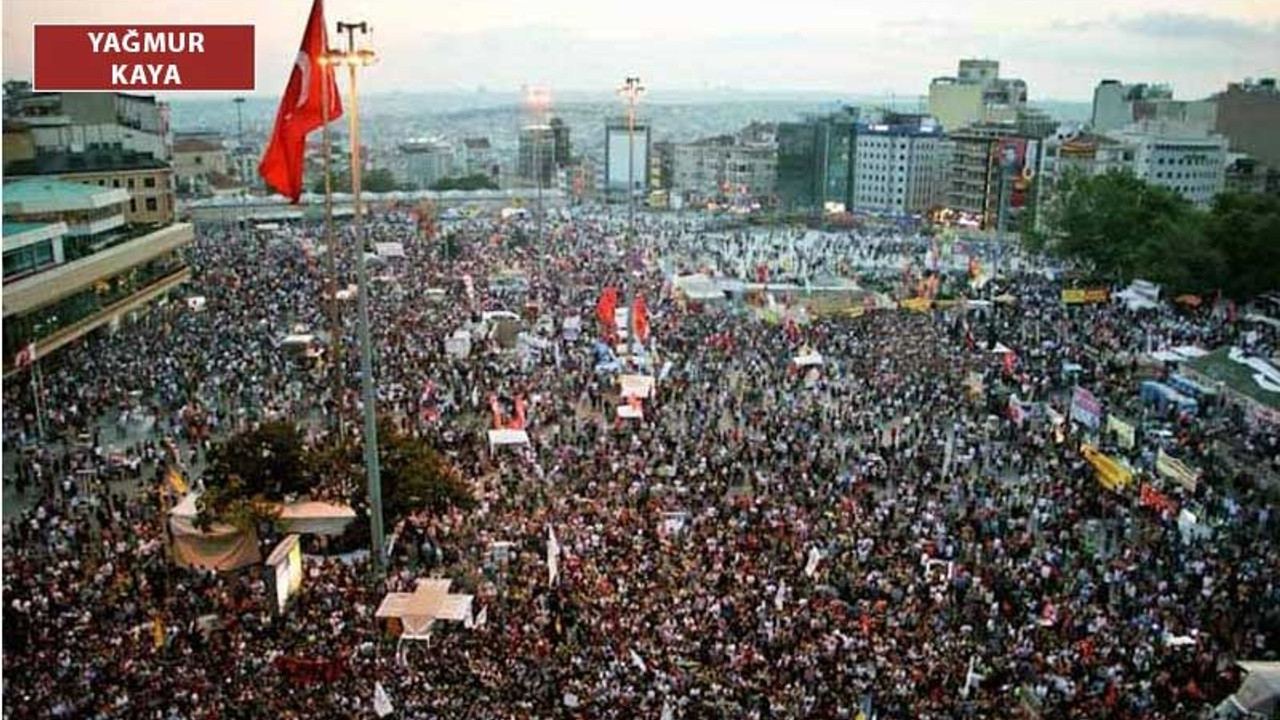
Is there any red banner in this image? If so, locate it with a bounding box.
[34,25,255,91]
[1139,483,1179,518]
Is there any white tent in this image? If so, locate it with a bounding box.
[616,404,643,420]
[1217,661,1280,717]
[375,578,475,640]
[277,501,357,536]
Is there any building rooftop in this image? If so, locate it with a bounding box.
[2,220,60,235]
[3,178,130,214]
[173,138,224,153]
[463,138,491,150]
[6,149,169,176]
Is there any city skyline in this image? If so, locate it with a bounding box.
[3,0,1278,101]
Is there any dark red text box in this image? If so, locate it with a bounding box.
[34,25,255,91]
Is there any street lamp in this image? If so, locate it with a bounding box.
[321,23,385,575]
[994,144,1017,282]
[523,86,551,245]
[618,76,644,239]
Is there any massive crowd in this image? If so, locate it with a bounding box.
[3,208,1278,719]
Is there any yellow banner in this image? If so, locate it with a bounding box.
[1061,288,1110,304]
[900,297,932,313]
[1081,443,1133,492]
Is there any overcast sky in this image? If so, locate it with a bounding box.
[4,0,1278,100]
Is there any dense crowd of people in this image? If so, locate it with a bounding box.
[3,207,1279,719]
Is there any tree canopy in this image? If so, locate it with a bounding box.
[310,167,405,194]
[1037,170,1280,300]
[196,419,472,533]
[430,174,499,191]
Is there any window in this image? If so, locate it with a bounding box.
[112,179,120,188]
[130,199,137,213]
[145,197,158,212]
[195,156,203,165]
[144,177,156,188]
[127,178,135,189]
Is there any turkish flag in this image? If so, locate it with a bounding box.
[259,0,342,202]
[631,294,649,343]
[596,286,618,331]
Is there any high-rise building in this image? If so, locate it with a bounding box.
[3,87,177,223]
[671,132,776,204]
[851,113,948,215]
[1033,125,1138,231]
[604,119,651,202]
[928,59,1027,132]
[171,135,231,196]
[1108,120,1227,208]
[398,138,455,189]
[518,125,556,187]
[549,117,572,169]
[459,138,497,181]
[775,106,858,214]
[1090,80,1216,134]
[2,177,193,369]
[1211,78,1280,169]
[945,121,1045,229]
[3,85,170,160]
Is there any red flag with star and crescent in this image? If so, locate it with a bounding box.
[259,0,342,202]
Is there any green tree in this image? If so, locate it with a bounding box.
[205,421,310,499]
[1203,192,1280,301]
[1041,169,1202,284]
[310,167,404,194]
[430,174,499,191]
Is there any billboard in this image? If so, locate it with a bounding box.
[606,124,649,194]
[993,137,1038,208]
[266,534,304,614]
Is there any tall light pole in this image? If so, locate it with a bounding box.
[523,87,550,245]
[325,22,385,575]
[317,48,343,436]
[232,97,246,185]
[618,76,644,239]
[994,144,1017,284]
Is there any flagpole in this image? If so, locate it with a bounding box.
[319,52,343,436]
[30,354,46,441]
[330,21,386,576]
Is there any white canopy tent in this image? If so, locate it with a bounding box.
[375,578,475,640]
[1216,661,1280,717]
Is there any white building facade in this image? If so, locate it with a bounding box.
[852,117,949,215]
[1111,121,1227,207]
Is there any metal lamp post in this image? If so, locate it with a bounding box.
[618,77,644,239]
[324,22,385,575]
[524,87,550,245]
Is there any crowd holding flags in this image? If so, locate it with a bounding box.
[631,294,649,343]
[258,0,342,201]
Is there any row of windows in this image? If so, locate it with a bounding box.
[1153,171,1217,180]
[1153,155,1215,166]
[2,240,56,281]
[92,176,158,189]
